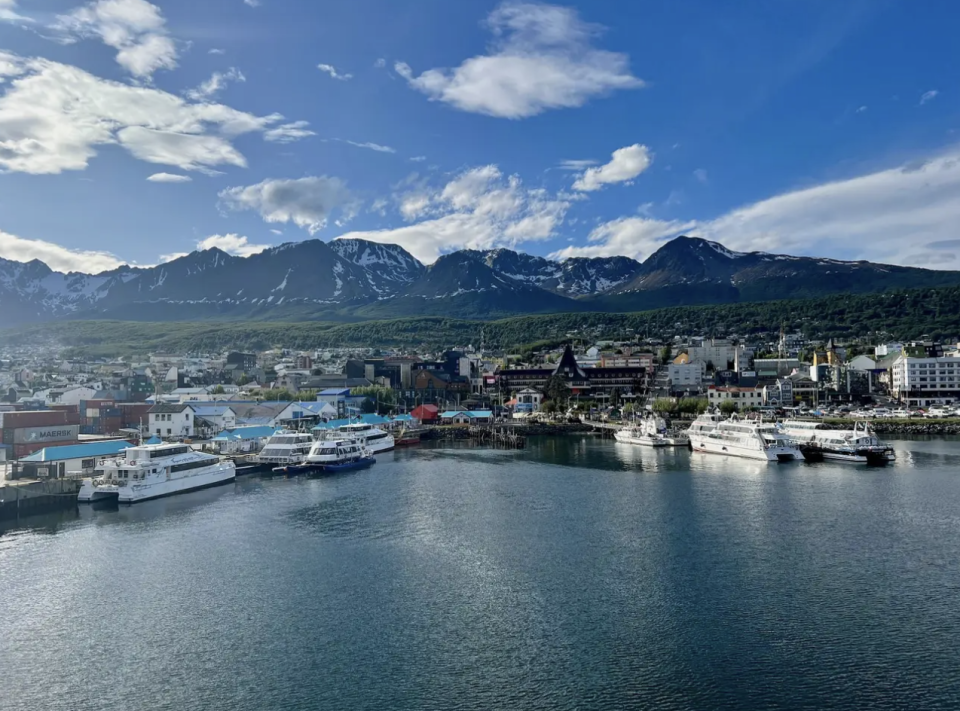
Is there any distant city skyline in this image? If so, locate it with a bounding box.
[1,0,958,272]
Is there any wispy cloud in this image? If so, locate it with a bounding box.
[693,168,708,184]
[219,176,353,234]
[197,233,268,257]
[573,144,652,191]
[409,156,427,162]
[0,226,124,273]
[317,63,352,81]
[184,67,245,101]
[263,121,316,143]
[920,89,939,105]
[856,105,867,113]
[558,159,598,171]
[243,0,260,7]
[147,172,191,183]
[52,0,177,79]
[345,140,395,153]
[395,1,643,119]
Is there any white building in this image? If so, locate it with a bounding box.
[847,355,877,372]
[190,405,237,433]
[686,339,737,371]
[706,385,763,409]
[148,404,197,439]
[668,362,706,391]
[513,388,543,417]
[891,355,960,407]
[875,343,903,357]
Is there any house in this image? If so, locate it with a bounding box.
[411,404,440,423]
[316,388,367,417]
[210,425,278,454]
[668,361,705,392]
[189,405,237,433]
[706,386,763,409]
[148,403,196,439]
[439,410,493,425]
[497,345,649,396]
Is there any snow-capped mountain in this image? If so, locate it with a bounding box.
[3,236,960,326]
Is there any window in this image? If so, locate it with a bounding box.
[81,458,95,469]
[167,429,171,435]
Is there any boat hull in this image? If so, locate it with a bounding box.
[117,464,236,503]
[801,445,894,465]
[614,433,669,447]
[78,482,120,503]
[690,436,797,462]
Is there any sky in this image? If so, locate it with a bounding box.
[1,0,959,273]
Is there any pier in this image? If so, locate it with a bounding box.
[468,426,527,449]
[0,478,81,522]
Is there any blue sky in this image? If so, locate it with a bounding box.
[0,0,958,273]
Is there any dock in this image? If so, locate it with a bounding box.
[0,478,81,522]
[468,426,527,449]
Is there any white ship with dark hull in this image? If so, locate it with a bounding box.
[688,413,799,462]
[78,444,236,504]
[256,431,314,466]
[614,414,689,447]
[781,420,895,465]
[318,423,394,454]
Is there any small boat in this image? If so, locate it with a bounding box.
[796,421,895,465]
[271,438,377,476]
[394,425,423,447]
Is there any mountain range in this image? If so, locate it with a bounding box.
[2,236,960,327]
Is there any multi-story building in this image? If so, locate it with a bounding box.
[148,404,196,439]
[497,346,649,397]
[668,361,705,392]
[891,355,960,407]
[706,385,763,409]
[686,339,737,371]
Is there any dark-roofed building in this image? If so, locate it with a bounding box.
[496,345,650,397]
[147,403,196,439]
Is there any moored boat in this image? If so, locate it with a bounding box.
[793,421,895,465]
[687,412,799,462]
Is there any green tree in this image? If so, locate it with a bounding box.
[361,397,377,414]
[622,402,636,416]
[719,399,739,415]
[541,400,559,414]
[542,374,570,404]
[210,385,225,395]
[659,345,673,364]
[652,398,676,415]
[237,374,251,386]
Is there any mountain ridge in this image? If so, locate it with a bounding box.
[2,236,960,326]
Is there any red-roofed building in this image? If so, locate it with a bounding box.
[411,404,440,423]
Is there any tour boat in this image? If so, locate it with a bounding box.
[318,423,395,453]
[687,413,799,462]
[786,421,895,465]
[256,430,314,466]
[274,438,375,475]
[614,413,683,447]
[78,443,235,503]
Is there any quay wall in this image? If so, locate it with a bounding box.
[0,479,80,521]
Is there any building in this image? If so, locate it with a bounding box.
[14,439,132,479]
[497,346,649,397]
[189,405,237,433]
[439,410,493,425]
[891,355,960,407]
[706,385,764,409]
[148,404,196,439]
[411,404,439,423]
[316,388,368,417]
[668,361,705,392]
[762,378,795,406]
[513,388,543,416]
[686,339,737,371]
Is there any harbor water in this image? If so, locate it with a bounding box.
[1,436,959,711]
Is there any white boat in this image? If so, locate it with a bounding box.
[688,413,799,462]
[782,420,895,464]
[614,413,688,447]
[256,430,314,466]
[318,423,395,454]
[78,443,235,504]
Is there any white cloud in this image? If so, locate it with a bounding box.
[558,158,598,170]
[395,1,643,118]
[146,172,191,182]
[197,233,268,257]
[0,227,125,273]
[409,155,426,162]
[557,146,960,268]
[572,143,651,191]
[374,58,386,68]
[270,229,283,235]
[243,0,260,7]
[159,251,188,262]
[345,140,395,153]
[0,0,29,22]
[856,105,867,113]
[185,67,245,101]
[693,168,708,184]
[317,63,352,81]
[920,89,939,106]
[263,120,316,143]
[0,52,307,174]
[218,176,352,234]
[53,0,177,79]
[208,48,225,55]
[550,216,692,261]
[336,165,569,262]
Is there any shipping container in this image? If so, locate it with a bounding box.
[0,410,76,430]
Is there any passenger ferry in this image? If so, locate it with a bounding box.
[78,443,236,503]
[318,423,395,454]
[782,420,895,465]
[614,413,688,447]
[688,413,798,462]
[256,430,314,466]
[275,438,376,475]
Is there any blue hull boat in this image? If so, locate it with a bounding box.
[313,456,376,474]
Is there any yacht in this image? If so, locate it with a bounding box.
[275,438,376,476]
[256,430,314,466]
[782,420,895,464]
[687,413,798,462]
[78,443,235,503]
[614,413,688,447]
[318,423,395,454]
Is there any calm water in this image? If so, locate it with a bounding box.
[2,436,960,711]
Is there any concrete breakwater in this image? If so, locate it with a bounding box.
[821,420,960,435]
[422,422,593,441]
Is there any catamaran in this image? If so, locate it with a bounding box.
[687,413,799,462]
[78,443,235,503]
[781,420,895,465]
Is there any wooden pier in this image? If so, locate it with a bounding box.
[468,426,527,449]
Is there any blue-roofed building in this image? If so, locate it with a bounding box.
[16,439,133,478]
[210,425,279,454]
[439,410,493,425]
[316,388,367,418]
[188,405,237,432]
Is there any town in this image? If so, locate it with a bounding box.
[2,330,958,483]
